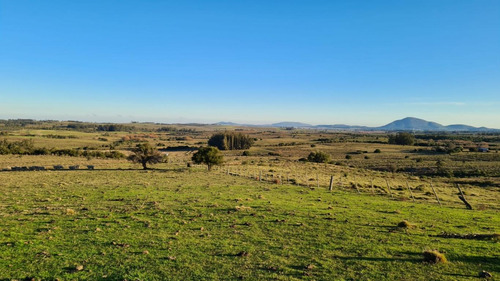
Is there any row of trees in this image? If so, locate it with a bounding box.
[388,132,415,145]
[190,132,254,169]
[208,132,254,150]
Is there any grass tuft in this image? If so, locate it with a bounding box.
[423,250,447,264]
[397,220,414,228]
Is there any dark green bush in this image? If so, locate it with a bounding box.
[307,151,330,163]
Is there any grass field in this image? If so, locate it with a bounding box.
[0,168,498,280]
[0,122,499,280]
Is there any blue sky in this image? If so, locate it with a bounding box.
[1,1,499,127]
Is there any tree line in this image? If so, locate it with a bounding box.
[0,139,125,159]
[208,132,254,150]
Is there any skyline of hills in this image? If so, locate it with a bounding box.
[216,117,498,132]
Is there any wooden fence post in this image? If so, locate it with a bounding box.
[430,181,442,206]
[385,179,393,198]
[370,179,374,195]
[317,174,319,188]
[329,176,334,191]
[456,184,473,210]
[353,176,360,193]
[406,181,416,202]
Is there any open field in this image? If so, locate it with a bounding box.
[0,121,499,280]
[0,169,498,280]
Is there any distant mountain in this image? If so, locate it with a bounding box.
[377,117,445,131]
[376,117,497,132]
[315,124,370,130]
[444,124,491,131]
[271,122,312,128]
[214,121,241,126]
[213,117,498,132]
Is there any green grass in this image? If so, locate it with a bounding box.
[0,169,498,280]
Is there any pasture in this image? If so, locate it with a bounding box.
[0,121,499,280]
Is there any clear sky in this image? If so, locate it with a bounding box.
[1,1,499,127]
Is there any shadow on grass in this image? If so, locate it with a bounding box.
[443,273,478,278]
[452,255,500,272]
[0,167,190,173]
[337,255,421,263]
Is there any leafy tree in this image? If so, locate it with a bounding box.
[307,151,330,163]
[208,132,254,150]
[388,132,415,145]
[192,146,223,170]
[127,143,165,169]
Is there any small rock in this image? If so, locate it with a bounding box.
[479,271,492,278]
[75,264,84,271]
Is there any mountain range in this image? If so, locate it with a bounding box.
[215,117,498,132]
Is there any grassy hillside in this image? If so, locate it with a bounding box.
[0,169,498,280]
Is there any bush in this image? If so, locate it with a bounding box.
[307,151,330,163]
[242,151,251,156]
[345,155,352,159]
[374,149,381,153]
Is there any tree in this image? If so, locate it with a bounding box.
[127,143,165,169]
[388,132,415,145]
[192,146,223,170]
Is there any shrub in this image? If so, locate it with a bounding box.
[345,155,352,160]
[397,220,413,228]
[307,151,330,163]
